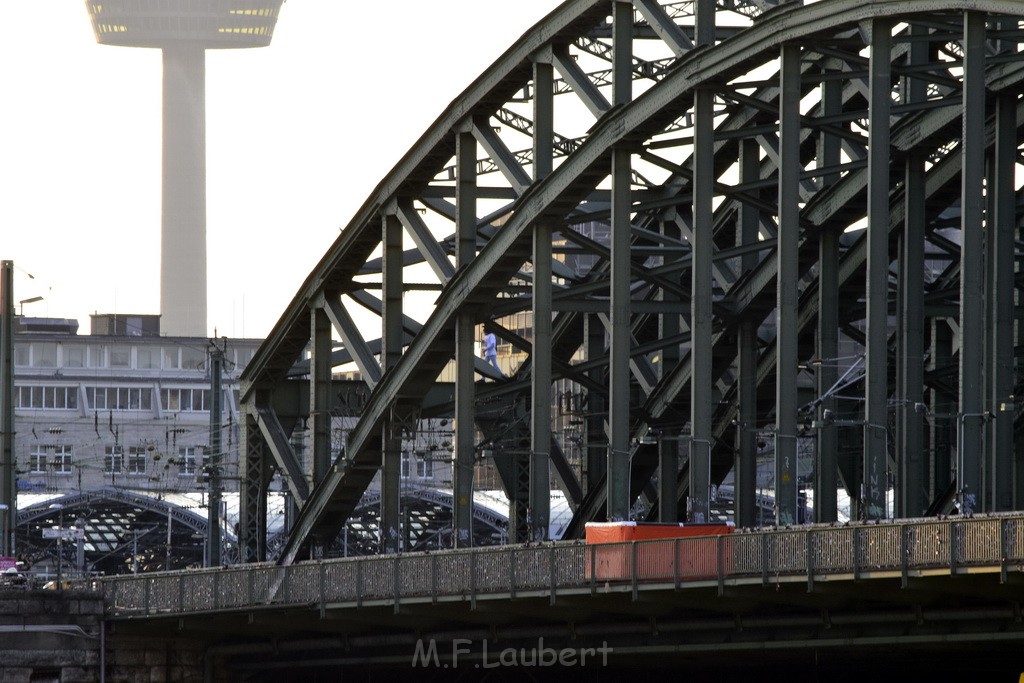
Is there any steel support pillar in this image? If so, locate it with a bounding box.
[454,128,477,546]
[207,342,224,566]
[607,145,632,522]
[585,314,607,496]
[815,68,841,524]
[958,12,986,516]
[690,84,714,523]
[899,151,927,517]
[310,306,333,485]
[775,42,801,525]
[659,214,682,523]
[929,320,955,505]
[530,55,554,540]
[689,0,715,523]
[381,210,404,552]
[864,18,892,520]
[988,91,1016,511]
[239,410,269,563]
[0,261,14,556]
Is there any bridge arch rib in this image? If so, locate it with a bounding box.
[238,0,1024,564]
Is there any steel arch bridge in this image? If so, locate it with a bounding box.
[238,0,1024,565]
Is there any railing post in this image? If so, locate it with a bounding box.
[212,572,219,610]
[319,562,326,618]
[144,577,151,615]
[631,542,639,601]
[356,558,363,608]
[900,525,909,589]
[247,566,254,607]
[1000,518,1008,584]
[510,545,517,599]
[431,552,438,605]
[179,573,185,612]
[852,527,860,581]
[549,545,557,606]
[674,538,681,590]
[761,531,769,587]
[470,550,477,610]
[589,543,596,595]
[393,555,401,615]
[950,521,958,575]
[717,535,725,597]
[806,529,814,593]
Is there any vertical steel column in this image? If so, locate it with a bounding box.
[606,0,634,522]
[659,215,682,523]
[864,18,892,520]
[958,12,986,516]
[0,262,13,556]
[689,0,715,524]
[238,410,268,563]
[310,307,333,485]
[585,315,607,495]
[381,211,404,552]
[531,54,554,540]
[775,42,801,526]
[988,91,1016,511]
[207,343,224,566]
[815,67,841,524]
[929,320,955,503]
[607,149,632,521]
[897,28,928,519]
[454,128,477,546]
[899,150,927,517]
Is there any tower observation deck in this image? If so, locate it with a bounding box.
[85,1,285,336]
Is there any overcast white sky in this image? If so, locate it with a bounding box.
[0,2,562,338]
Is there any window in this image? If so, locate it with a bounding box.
[416,454,433,479]
[87,387,152,411]
[104,446,123,474]
[127,446,146,475]
[401,450,411,478]
[178,447,198,476]
[16,386,77,410]
[181,346,205,371]
[137,347,159,369]
[29,445,47,473]
[162,348,181,369]
[14,344,29,367]
[88,346,106,368]
[64,345,86,368]
[32,343,57,368]
[161,388,210,413]
[51,445,72,474]
[110,345,131,368]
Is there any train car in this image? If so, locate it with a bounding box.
[584,521,735,582]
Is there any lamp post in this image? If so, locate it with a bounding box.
[17,296,43,316]
[48,503,64,590]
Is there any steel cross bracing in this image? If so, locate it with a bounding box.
[237,0,1024,565]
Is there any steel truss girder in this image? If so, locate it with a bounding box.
[238,1,1024,563]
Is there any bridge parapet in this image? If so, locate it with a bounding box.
[92,515,1024,619]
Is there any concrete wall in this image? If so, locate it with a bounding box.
[0,589,211,683]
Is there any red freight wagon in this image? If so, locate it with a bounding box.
[584,522,734,582]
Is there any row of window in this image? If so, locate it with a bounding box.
[400,451,435,479]
[15,342,253,371]
[17,385,221,412]
[28,444,203,476]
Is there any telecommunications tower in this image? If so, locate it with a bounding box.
[86,1,285,335]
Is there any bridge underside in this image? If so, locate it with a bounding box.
[108,569,1024,680]
[238,0,1024,564]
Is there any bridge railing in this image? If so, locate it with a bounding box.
[92,515,1024,618]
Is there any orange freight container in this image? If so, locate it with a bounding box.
[584,522,734,582]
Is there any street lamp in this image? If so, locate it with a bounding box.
[48,503,64,590]
[17,296,43,316]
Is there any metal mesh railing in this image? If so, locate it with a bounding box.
[95,514,1024,617]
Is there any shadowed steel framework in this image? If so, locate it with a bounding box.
[232,0,1024,565]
